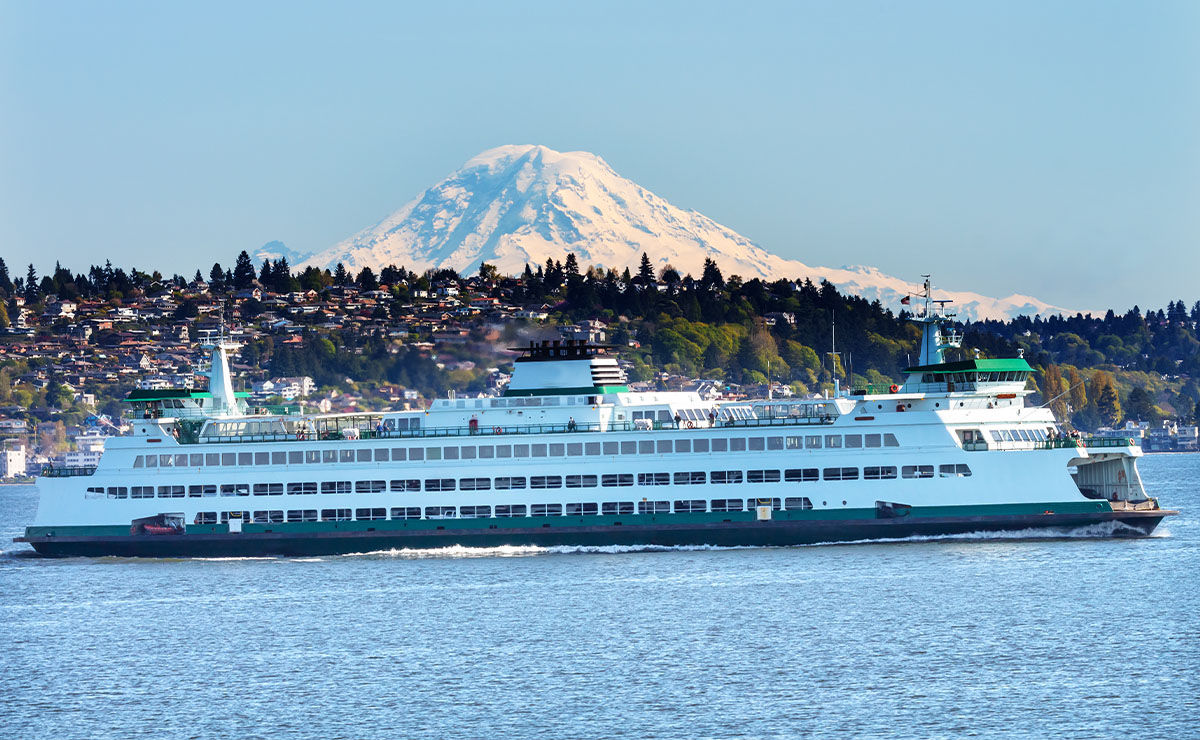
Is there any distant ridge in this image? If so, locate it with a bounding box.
[299,145,1079,320]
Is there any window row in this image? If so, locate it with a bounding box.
[192,497,818,525]
[130,432,902,469]
[989,428,1050,443]
[91,464,971,499]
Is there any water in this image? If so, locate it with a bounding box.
[1,456,1198,740]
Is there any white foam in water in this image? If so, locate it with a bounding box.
[332,523,1162,560]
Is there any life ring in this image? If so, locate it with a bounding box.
[889,384,899,393]
[686,420,695,429]
[492,426,503,435]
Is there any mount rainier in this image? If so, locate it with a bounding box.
[297,144,1075,321]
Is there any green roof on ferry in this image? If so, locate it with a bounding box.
[904,358,1034,374]
[123,389,251,402]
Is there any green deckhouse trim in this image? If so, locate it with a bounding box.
[503,385,629,397]
[123,389,250,403]
[904,358,1033,374]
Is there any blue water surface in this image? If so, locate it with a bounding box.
[1,454,1198,739]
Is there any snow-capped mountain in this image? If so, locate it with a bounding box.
[299,145,1076,320]
[253,241,312,266]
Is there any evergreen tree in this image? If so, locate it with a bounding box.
[564,253,580,279]
[0,301,8,329]
[0,257,11,296]
[193,270,203,284]
[259,259,273,286]
[1091,371,1122,427]
[333,262,350,286]
[209,263,224,289]
[1041,365,1069,419]
[24,264,39,302]
[700,257,724,290]
[1125,387,1159,423]
[637,253,655,285]
[357,267,379,291]
[1067,368,1087,414]
[232,251,256,289]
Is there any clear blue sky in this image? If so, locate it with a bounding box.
[2,1,1197,311]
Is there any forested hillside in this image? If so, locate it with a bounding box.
[2,252,1198,432]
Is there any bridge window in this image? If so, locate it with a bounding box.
[825,435,842,449]
[844,435,862,449]
[884,434,899,447]
[805,435,822,449]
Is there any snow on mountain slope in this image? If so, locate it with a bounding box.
[299,145,1077,320]
[253,241,313,266]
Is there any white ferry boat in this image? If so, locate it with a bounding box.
[17,283,1175,557]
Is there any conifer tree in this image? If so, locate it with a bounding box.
[232,251,256,289]
[1067,368,1087,414]
[637,253,655,285]
[0,257,11,296]
[24,264,39,302]
[1091,371,1122,427]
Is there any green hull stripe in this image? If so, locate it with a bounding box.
[23,501,1113,539]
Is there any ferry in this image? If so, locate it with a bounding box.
[16,282,1175,557]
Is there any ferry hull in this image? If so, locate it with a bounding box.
[17,510,1171,558]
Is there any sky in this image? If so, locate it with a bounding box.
[1,0,1198,312]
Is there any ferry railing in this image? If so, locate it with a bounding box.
[1035,437,1137,450]
[187,413,838,445]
